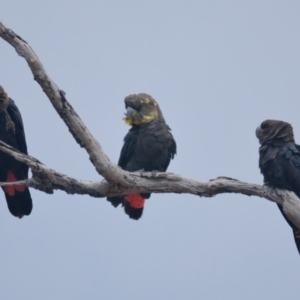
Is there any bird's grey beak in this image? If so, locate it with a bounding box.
[255,125,262,138]
[126,106,137,118]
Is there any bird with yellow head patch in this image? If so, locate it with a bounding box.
[107,93,177,220]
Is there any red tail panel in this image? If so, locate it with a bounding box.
[124,194,145,209]
[3,171,26,196]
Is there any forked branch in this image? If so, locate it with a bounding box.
[0,20,299,229]
[0,21,128,186]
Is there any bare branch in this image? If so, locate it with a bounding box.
[0,140,278,199]
[1,21,300,230]
[1,138,299,228]
[0,21,128,186]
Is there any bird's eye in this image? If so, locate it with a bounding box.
[261,122,268,129]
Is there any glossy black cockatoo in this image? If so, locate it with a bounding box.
[256,119,300,254]
[107,93,177,220]
[0,86,32,218]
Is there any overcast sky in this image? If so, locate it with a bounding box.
[1,1,300,299]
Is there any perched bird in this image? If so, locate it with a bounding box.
[0,86,32,218]
[256,119,300,254]
[107,93,176,220]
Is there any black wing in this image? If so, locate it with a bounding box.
[0,98,33,217]
[280,143,300,196]
[106,127,139,207]
[7,98,28,154]
[7,98,29,175]
[274,143,300,254]
[118,126,139,170]
[163,133,176,171]
[164,129,177,171]
[150,123,177,172]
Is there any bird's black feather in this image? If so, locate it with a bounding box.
[257,120,300,254]
[107,94,176,219]
[0,87,32,218]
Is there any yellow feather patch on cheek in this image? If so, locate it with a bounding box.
[123,110,158,126]
[124,118,132,125]
[142,115,154,121]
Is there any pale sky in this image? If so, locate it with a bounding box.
[1,1,300,299]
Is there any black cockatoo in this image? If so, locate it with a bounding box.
[0,86,32,218]
[256,119,300,254]
[107,93,176,220]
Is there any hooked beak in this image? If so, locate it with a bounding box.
[126,106,137,118]
[255,125,262,139]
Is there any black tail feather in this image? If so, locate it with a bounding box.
[278,204,300,254]
[4,188,32,218]
[106,196,123,208]
[107,195,144,220]
[124,203,143,220]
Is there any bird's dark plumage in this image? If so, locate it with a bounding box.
[0,86,32,218]
[256,119,300,254]
[107,93,176,220]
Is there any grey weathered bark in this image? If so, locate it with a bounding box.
[0,21,128,186]
[0,20,299,229]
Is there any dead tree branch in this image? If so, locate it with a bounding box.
[0,20,300,229]
[0,21,128,186]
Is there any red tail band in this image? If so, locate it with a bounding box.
[125,194,145,209]
[3,171,26,196]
